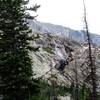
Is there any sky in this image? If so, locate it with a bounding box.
[29,0,100,35]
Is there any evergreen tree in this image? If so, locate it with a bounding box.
[0,0,40,99]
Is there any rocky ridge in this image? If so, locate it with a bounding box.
[29,31,100,87]
[29,20,100,45]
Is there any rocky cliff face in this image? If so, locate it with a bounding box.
[28,21,100,100]
[29,32,78,85]
[26,24,100,100]
[29,31,100,87]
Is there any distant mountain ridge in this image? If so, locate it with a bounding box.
[29,20,100,45]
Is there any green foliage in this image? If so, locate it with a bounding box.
[43,46,54,54]
[79,85,91,100]
[31,80,71,100]
[0,0,40,99]
[57,85,70,96]
[32,34,41,40]
[31,80,50,100]
[69,82,92,100]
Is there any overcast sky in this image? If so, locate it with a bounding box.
[29,0,100,35]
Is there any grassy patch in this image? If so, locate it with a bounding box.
[42,46,54,54]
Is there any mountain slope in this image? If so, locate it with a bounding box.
[29,20,100,45]
[30,32,100,84]
[28,20,100,100]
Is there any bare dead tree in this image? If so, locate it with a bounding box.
[83,0,98,100]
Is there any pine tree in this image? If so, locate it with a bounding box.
[0,0,40,99]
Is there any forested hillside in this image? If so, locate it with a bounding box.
[0,0,100,100]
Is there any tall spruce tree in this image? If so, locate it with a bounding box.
[0,0,39,99]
